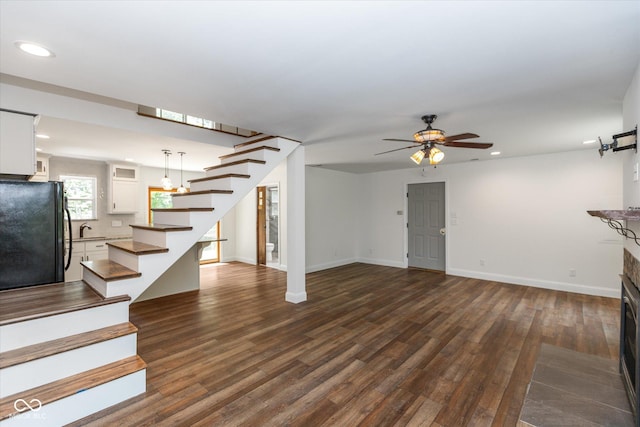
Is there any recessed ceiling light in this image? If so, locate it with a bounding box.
[490,151,501,156]
[36,133,50,139]
[35,147,43,152]
[15,41,55,57]
[583,140,596,144]
[125,158,134,162]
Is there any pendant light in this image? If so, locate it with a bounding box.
[161,149,172,190]
[177,151,187,193]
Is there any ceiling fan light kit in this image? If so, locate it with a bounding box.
[413,115,446,143]
[378,114,493,166]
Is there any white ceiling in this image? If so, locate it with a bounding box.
[1,1,639,174]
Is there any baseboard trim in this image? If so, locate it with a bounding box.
[285,291,307,304]
[447,268,620,298]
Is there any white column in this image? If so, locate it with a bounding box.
[286,145,307,303]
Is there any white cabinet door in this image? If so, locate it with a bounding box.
[0,110,36,176]
[85,241,108,261]
[65,242,85,282]
[110,180,139,213]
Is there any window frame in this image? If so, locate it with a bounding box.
[60,174,98,221]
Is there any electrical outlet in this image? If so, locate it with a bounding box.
[479,259,485,266]
[634,162,639,182]
[569,268,576,277]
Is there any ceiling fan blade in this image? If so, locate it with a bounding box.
[443,133,480,142]
[375,146,417,155]
[382,138,419,143]
[441,141,493,149]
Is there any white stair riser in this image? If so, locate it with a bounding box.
[132,228,168,247]
[234,138,283,152]
[0,302,129,353]
[152,210,215,227]
[204,161,263,177]
[108,247,140,271]
[189,176,239,192]
[219,149,280,165]
[0,334,137,397]
[219,149,269,164]
[171,193,233,209]
[81,268,108,298]
[0,370,145,427]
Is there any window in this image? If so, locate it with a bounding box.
[61,175,97,220]
[148,186,177,223]
[148,186,220,264]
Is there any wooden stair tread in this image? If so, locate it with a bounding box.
[106,240,169,255]
[204,159,266,171]
[172,189,233,197]
[188,173,250,184]
[81,260,141,282]
[0,355,146,420]
[0,322,138,369]
[129,223,193,232]
[0,281,130,326]
[233,135,276,149]
[151,207,214,212]
[218,145,280,160]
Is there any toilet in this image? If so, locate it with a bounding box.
[266,243,275,262]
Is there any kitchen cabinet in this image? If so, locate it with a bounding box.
[107,163,139,214]
[29,155,50,182]
[0,109,38,176]
[65,240,110,282]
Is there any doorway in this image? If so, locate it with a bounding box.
[257,184,280,268]
[407,182,445,271]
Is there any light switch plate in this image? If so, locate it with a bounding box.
[634,162,639,182]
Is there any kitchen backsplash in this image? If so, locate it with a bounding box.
[624,248,640,289]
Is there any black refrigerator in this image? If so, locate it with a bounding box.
[0,180,66,291]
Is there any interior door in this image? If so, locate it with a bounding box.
[408,182,445,271]
[257,186,266,265]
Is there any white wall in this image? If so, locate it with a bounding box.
[623,63,640,261]
[305,166,359,272]
[355,149,623,297]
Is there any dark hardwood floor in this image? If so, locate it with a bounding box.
[70,262,620,426]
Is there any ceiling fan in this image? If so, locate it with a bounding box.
[376,114,493,165]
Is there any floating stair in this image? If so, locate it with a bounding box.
[78,136,300,302]
[0,281,146,426]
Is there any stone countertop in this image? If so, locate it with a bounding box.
[69,235,132,243]
[587,209,640,221]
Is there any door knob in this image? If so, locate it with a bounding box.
[440,228,446,236]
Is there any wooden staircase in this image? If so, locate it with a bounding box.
[81,136,299,301]
[0,136,300,425]
[0,281,145,426]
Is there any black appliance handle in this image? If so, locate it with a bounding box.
[64,197,73,271]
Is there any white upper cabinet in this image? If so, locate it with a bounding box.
[107,163,139,214]
[0,109,38,176]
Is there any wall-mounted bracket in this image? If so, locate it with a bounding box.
[588,209,640,247]
[599,125,637,157]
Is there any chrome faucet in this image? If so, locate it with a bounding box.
[79,222,92,238]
